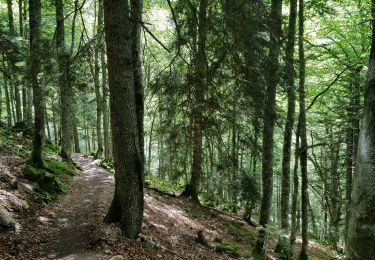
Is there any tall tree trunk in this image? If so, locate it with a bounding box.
[252,0,283,257]
[103,0,144,239]
[298,0,308,257]
[131,0,144,158]
[94,0,103,154]
[19,0,23,36]
[290,120,300,245]
[183,0,208,202]
[347,0,375,257]
[4,79,12,126]
[29,0,44,167]
[73,116,80,153]
[26,85,32,125]
[45,107,51,140]
[98,0,110,159]
[55,0,73,159]
[280,0,297,234]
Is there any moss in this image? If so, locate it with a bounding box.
[23,161,70,202]
[23,164,42,181]
[43,141,59,154]
[222,221,241,237]
[215,241,242,257]
[46,160,76,176]
[185,208,200,219]
[0,211,16,229]
[298,251,309,260]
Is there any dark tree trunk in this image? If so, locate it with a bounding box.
[94,0,103,154]
[55,0,73,159]
[253,0,283,257]
[29,0,44,168]
[280,0,297,233]
[290,120,300,245]
[130,0,144,159]
[4,80,12,126]
[183,0,208,202]
[103,0,144,239]
[347,0,375,257]
[73,116,81,153]
[99,0,110,159]
[298,0,308,258]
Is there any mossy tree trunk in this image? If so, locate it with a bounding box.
[103,0,144,239]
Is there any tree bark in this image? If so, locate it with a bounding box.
[94,0,103,154]
[298,0,308,257]
[103,0,144,239]
[130,0,144,159]
[280,0,297,233]
[252,0,283,257]
[55,0,73,159]
[183,0,208,202]
[29,0,44,168]
[347,0,375,257]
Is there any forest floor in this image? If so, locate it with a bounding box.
[0,149,342,259]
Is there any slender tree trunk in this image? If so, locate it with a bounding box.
[55,0,73,159]
[45,107,51,140]
[298,0,308,257]
[183,0,208,202]
[280,0,297,234]
[94,0,103,153]
[29,0,44,168]
[103,0,144,239]
[73,116,80,153]
[4,80,12,126]
[19,0,23,36]
[290,121,300,245]
[98,0,110,159]
[347,0,375,257]
[26,85,32,125]
[252,0,283,257]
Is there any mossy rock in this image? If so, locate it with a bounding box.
[215,241,241,257]
[0,208,16,229]
[23,163,68,199]
[46,160,76,176]
[23,164,42,181]
[38,170,67,194]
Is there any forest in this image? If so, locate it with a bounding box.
[0,0,374,259]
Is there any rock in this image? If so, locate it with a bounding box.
[10,178,18,189]
[0,207,16,229]
[109,255,126,260]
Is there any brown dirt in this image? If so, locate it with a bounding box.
[0,154,342,260]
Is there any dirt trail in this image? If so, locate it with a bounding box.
[1,154,115,260]
[41,154,115,259]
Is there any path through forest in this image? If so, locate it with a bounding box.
[16,154,114,259]
[0,154,342,260]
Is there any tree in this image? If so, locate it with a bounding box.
[252,0,283,257]
[279,0,297,252]
[55,0,73,160]
[347,0,375,257]
[182,0,208,202]
[29,0,44,167]
[103,0,144,239]
[298,0,309,258]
